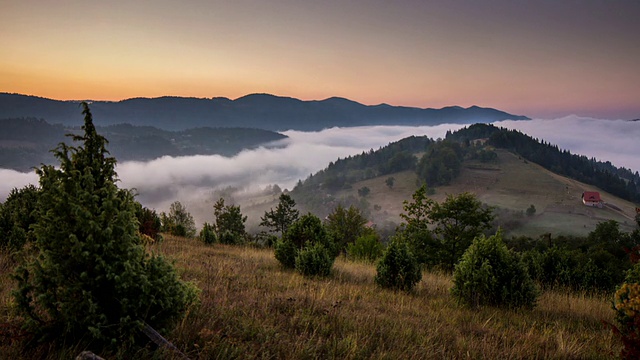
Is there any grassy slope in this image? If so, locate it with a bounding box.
[337,149,638,237]
[0,235,621,358]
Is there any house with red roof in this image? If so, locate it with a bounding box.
[582,191,603,208]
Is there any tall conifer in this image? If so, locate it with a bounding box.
[14,103,197,348]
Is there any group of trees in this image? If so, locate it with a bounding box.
[397,185,495,271]
[264,194,377,277]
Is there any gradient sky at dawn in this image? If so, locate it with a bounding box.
[1,0,638,119]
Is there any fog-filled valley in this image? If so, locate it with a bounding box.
[1,116,639,230]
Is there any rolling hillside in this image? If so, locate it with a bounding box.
[332,148,638,237]
[289,126,639,238]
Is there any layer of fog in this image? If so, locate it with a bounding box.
[1,117,638,228]
[493,116,640,173]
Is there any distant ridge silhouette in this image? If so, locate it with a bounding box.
[0,92,529,131]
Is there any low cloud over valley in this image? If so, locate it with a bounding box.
[1,117,638,227]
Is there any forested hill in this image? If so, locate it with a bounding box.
[449,124,640,203]
[0,118,286,171]
[0,92,529,131]
[291,123,640,219]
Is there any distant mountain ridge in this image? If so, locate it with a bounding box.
[0,92,529,131]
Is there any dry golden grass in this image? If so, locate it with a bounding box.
[159,235,618,359]
[0,236,621,359]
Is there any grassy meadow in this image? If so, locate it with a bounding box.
[2,234,619,359]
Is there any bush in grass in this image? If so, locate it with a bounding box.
[0,185,40,251]
[612,262,640,359]
[219,229,242,245]
[199,222,217,245]
[275,213,336,269]
[347,232,384,263]
[295,242,334,277]
[375,239,422,291]
[451,230,537,308]
[274,238,298,269]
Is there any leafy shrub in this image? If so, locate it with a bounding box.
[136,205,162,241]
[451,230,537,308]
[0,185,40,251]
[285,213,332,250]
[274,238,298,269]
[375,239,422,292]
[275,214,337,275]
[347,233,384,263]
[199,222,217,245]
[612,261,640,359]
[295,243,334,277]
[219,229,241,245]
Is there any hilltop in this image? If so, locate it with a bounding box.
[0,92,529,131]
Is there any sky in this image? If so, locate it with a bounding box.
[1,0,639,119]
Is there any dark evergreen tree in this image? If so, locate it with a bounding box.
[13,103,198,349]
[375,239,422,292]
[260,193,299,236]
[452,230,538,308]
[275,213,336,270]
[213,197,247,244]
[0,184,40,251]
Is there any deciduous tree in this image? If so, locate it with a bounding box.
[325,204,369,255]
[431,192,494,271]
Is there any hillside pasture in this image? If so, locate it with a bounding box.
[333,148,637,238]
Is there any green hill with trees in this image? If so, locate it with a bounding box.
[290,124,640,238]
